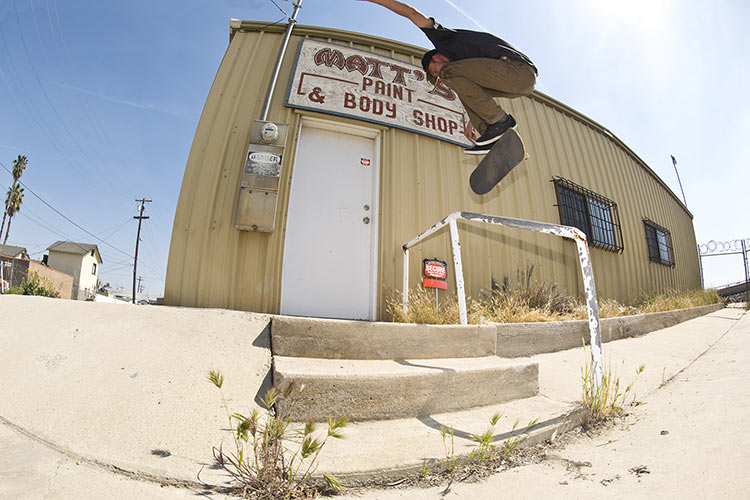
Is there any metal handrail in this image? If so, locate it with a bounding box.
[402,211,603,390]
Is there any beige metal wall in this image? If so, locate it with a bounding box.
[380,93,701,315]
[165,22,701,317]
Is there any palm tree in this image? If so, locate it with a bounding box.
[1,155,27,237]
[0,195,8,238]
[12,155,27,181]
[3,184,24,245]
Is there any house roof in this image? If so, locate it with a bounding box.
[47,241,103,263]
[0,244,29,259]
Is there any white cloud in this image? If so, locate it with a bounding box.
[52,82,196,123]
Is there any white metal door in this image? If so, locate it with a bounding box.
[281,120,379,320]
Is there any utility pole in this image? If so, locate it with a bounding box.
[133,198,151,304]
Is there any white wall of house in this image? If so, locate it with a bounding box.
[78,251,100,299]
[47,250,101,300]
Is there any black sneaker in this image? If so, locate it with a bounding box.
[474,114,516,146]
[464,142,493,155]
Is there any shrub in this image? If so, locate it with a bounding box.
[635,288,722,314]
[391,264,722,325]
[474,266,580,323]
[491,265,578,315]
[386,286,463,324]
[14,270,60,298]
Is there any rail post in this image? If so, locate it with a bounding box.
[402,211,604,391]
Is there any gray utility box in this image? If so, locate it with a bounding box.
[235,121,290,232]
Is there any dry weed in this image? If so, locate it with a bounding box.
[390,266,722,325]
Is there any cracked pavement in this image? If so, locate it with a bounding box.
[0,424,230,500]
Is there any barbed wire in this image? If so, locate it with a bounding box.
[698,239,750,256]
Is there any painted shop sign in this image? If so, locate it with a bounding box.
[286,39,472,146]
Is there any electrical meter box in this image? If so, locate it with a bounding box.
[235,121,289,232]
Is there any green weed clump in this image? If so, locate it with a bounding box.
[437,414,538,474]
[580,346,645,424]
[207,371,346,499]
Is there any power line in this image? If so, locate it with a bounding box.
[10,0,135,211]
[99,218,135,240]
[0,27,130,212]
[0,159,134,259]
[44,0,149,199]
[269,0,289,17]
[7,5,178,234]
[42,1,183,229]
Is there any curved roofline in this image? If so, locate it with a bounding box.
[230,20,692,219]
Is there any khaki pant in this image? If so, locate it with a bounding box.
[438,57,536,135]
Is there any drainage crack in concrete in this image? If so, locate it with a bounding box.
[44,461,64,500]
[654,314,742,393]
[0,415,231,494]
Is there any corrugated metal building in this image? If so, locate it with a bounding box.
[164,21,701,320]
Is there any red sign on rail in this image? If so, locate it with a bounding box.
[423,259,448,290]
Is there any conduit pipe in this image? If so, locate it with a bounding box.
[260,0,303,121]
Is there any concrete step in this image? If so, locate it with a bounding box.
[314,395,581,485]
[271,316,497,359]
[273,355,539,422]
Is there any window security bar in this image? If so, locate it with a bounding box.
[552,177,624,253]
[402,211,604,391]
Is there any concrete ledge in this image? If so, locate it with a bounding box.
[495,303,725,357]
[273,356,538,422]
[272,316,497,359]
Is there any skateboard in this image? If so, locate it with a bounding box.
[469,128,527,195]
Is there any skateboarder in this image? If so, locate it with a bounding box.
[359,0,537,154]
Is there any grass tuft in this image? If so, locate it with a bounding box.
[634,288,722,314]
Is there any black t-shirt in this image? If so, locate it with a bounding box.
[421,20,537,74]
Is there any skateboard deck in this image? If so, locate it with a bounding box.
[469,128,527,195]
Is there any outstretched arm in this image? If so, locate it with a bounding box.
[358,0,433,28]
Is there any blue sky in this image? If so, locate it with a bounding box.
[1,0,748,297]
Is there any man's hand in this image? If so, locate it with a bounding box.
[462,121,475,143]
[357,0,432,28]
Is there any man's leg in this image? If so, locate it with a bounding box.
[458,96,488,135]
[439,57,536,142]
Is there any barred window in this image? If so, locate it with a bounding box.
[553,177,623,252]
[643,219,674,266]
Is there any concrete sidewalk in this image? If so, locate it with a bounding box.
[0,295,744,498]
[337,306,750,499]
[315,307,745,481]
[0,295,273,492]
